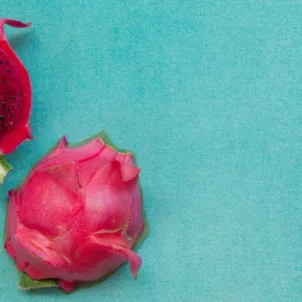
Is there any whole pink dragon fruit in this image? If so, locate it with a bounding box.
[4,133,147,292]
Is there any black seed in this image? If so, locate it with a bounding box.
[5,61,9,65]
[0,60,2,64]
[6,69,11,73]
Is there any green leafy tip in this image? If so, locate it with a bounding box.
[16,131,149,292]
[0,157,12,184]
[18,272,57,290]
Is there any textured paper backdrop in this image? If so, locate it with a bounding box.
[0,1,301,301]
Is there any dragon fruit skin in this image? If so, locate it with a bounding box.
[0,19,32,155]
[4,135,145,292]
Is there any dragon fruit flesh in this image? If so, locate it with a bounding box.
[4,134,146,292]
[0,19,32,155]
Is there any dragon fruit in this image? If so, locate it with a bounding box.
[4,132,148,292]
[0,19,32,155]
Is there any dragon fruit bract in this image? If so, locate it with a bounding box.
[0,19,32,154]
[4,135,146,292]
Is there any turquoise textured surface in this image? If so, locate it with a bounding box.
[0,1,301,301]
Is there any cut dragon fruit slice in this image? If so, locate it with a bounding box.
[0,19,32,155]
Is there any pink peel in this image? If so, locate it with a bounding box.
[0,19,31,40]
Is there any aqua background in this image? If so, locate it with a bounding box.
[0,1,301,301]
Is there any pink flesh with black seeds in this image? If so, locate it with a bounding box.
[0,19,32,154]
